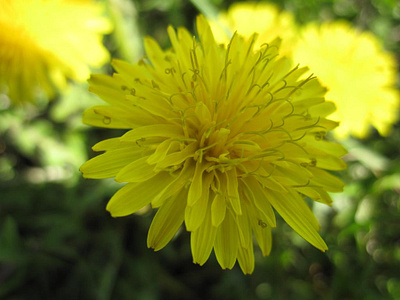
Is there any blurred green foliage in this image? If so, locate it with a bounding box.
[1,0,399,299]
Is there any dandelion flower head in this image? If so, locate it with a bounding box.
[0,0,112,103]
[293,21,399,139]
[80,16,346,274]
[209,2,297,56]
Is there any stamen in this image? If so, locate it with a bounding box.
[195,142,218,163]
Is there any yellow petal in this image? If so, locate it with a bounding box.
[214,211,239,270]
[156,142,198,169]
[80,148,144,179]
[106,172,176,217]
[254,225,272,257]
[130,88,178,118]
[147,188,187,251]
[185,172,214,231]
[191,206,217,266]
[225,168,242,215]
[308,101,337,117]
[115,156,156,183]
[88,74,127,107]
[144,37,170,70]
[257,176,288,194]
[241,177,276,227]
[266,189,328,251]
[245,200,272,256]
[235,204,251,249]
[309,167,345,192]
[82,106,133,129]
[121,124,184,142]
[211,193,227,227]
[297,187,333,205]
[167,26,191,71]
[92,137,122,152]
[274,160,313,184]
[151,160,195,208]
[237,238,255,275]
[314,155,347,171]
[147,139,180,165]
[187,161,212,207]
[197,15,217,46]
[111,59,151,83]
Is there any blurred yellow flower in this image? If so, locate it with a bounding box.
[0,0,112,104]
[293,22,399,139]
[80,16,346,274]
[209,2,297,55]
[210,3,399,139]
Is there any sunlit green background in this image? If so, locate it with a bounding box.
[1,0,400,299]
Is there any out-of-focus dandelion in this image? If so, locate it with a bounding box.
[293,22,399,139]
[209,2,399,139]
[80,16,346,274]
[0,0,112,104]
[209,2,297,56]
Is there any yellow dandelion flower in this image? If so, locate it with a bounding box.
[209,4,399,139]
[209,2,297,56]
[292,21,399,139]
[0,0,112,103]
[80,16,346,274]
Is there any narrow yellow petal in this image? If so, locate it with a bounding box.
[254,225,272,257]
[196,15,216,46]
[211,193,226,228]
[92,137,122,152]
[309,168,345,192]
[156,142,198,169]
[187,161,212,207]
[121,124,184,142]
[257,176,288,194]
[151,160,195,208]
[185,172,214,231]
[191,208,217,266]
[111,59,151,83]
[80,148,144,179]
[266,189,328,251]
[88,74,130,108]
[241,177,276,227]
[106,172,176,217]
[147,188,187,251]
[185,196,207,232]
[308,101,337,117]
[311,139,348,157]
[297,187,333,205]
[214,211,239,270]
[147,139,180,165]
[237,238,255,275]
[225,168,242,215]
[314,155,347,171]
[166,26,191,71]
[245,200,272,256]
[235,205,251,249]
[82,106,132,129]
[274,160,313,183]
[144,37,170,70]
[115,156,156,183]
